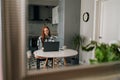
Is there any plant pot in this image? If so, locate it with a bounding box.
[71,58,79,65]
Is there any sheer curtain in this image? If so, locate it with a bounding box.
[0,0,3,79]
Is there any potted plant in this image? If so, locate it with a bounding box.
[82,40,120,64]
[71,34,85,65]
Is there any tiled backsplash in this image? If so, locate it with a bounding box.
[28,22,58,36]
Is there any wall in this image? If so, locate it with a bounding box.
[58,0,81,48]
[80,0,95,41]
[64,0,81,49]
[29,23,57,36]
[57,0,65,48]
[80,0,96,64]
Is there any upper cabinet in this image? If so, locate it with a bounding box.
[52,6,59,24]
[28,5,54,23]
[29,5,39,20]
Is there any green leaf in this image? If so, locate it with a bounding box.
[95,48,104,63]
[82,46,95,51]
[72,34,84,50]
[89,59,98,64]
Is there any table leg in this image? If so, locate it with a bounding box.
[64,58,67,66]
[53,58,55,68]
[43,58,48,69]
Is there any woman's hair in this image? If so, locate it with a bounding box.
[41,26,51,46]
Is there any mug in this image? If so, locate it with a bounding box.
[62,45,67,50]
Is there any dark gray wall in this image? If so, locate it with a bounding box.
[58,0,81,48]
[64,0,81,49]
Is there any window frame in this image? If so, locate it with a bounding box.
[2,0,120,80]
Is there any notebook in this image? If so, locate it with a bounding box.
[43,42,60,52]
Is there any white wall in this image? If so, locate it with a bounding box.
[101,0,120,43]
[80,0,95,41]
[80,0,96,64]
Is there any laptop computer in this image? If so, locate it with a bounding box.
[43,42,60,52]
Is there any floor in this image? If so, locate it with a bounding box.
[27,55,65,70]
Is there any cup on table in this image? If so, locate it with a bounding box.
[62,45,67,50]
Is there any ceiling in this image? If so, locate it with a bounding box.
[29,0,59,6]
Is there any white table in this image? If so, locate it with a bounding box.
[34,49,78,68]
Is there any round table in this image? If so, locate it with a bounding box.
[34,49,78,68]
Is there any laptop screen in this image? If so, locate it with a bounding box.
[43,42,60,52]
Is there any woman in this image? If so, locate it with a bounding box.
[37,26,56,49]
[37,26,55,69]
[41,26,51,46]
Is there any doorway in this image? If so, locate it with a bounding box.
[94,0,120,43]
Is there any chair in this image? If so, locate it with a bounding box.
[29,36,53,69]
[28,36,38,53]
[26,50,32,69]
[35,55,48,69]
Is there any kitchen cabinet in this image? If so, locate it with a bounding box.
[28,5,40,20]
[52,6,59,24]
[28,5,53,23]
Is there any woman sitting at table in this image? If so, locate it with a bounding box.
[37,25,57,49]
[36,25,57,69]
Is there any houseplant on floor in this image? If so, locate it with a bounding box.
[71,34,85,65]
[82,40,120,64]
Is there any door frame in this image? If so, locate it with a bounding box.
[93,0,105,42]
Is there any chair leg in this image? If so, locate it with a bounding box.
[36,59,40,69]
[28,58,31,70]
[53,58,55,68]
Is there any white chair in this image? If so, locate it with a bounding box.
[26,50,32,69]
[27,50,32,59]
